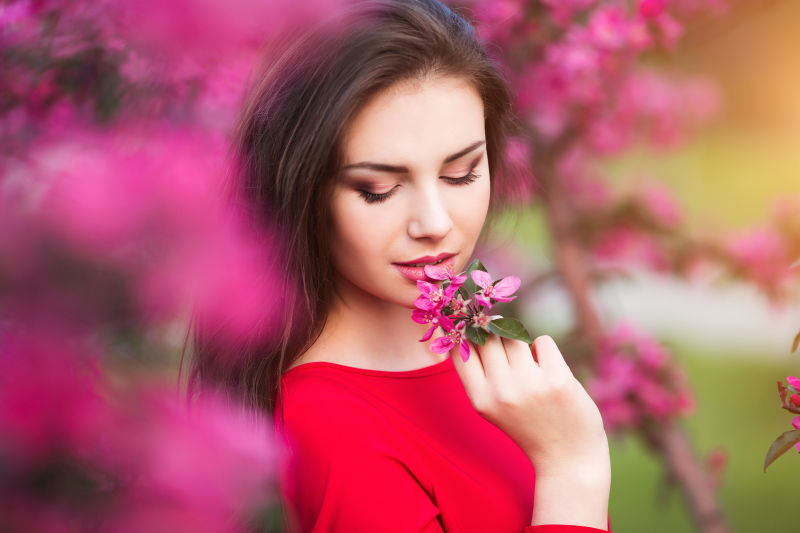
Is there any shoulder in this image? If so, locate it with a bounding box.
[277,366,381,450]
[277,373,440,532]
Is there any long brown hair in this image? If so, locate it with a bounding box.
[186,0,521,417]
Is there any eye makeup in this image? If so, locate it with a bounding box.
[350,151,485,205]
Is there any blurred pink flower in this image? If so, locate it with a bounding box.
[540,0,596,26]
[635,180,684,228]
[639,0,666,18]
[471,0,527,44]
[588,5,635,51]
[25,126,291,347]
[726,227,792,293]
[589,321,694,433]
[591,225,670,272]
[0,330,280,532]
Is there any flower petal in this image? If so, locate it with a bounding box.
[470,270,492,289]
[475,292,493,308]
[423,264,449,280]
[420,323,437,342]
[414,295,438,311]
[787,375,800,389]
[411,308,431,324]
[430,336,453,354]
[416,280,439,296]
[459,339,471,362]
[438,314,456,332]
[494,275,521,297]
[793,416,800,430]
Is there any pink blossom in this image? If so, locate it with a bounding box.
[588,5,631,51]
[0,330,280,530]
[430,315,471,362]
[470,270,521,308]
[590,225,670,272]
[639,0,667,18]
[412,308,441,342]
[414,280,458,312]
[449,293,470,315]
[424,263,467,287]
[726,227,791,293]
[25,127,291,348]
[655,13,684,50]
[788,376,800,389]
[589,321,694,433]
[540,0,596,26]
[471,0,527,44]
[793,417,800,452]
[472,310,501,329]
[636,181,684,228]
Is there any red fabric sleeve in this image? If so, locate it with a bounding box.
[284,424,613,533]
[524,526,608,532]
[283,429,442,532]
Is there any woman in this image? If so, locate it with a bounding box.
[191,1,612,531]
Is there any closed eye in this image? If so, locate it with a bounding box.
[357,168,480,204]
[357,186,398,204]
[442,170,480,186]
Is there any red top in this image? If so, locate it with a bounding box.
[274,356,611,533]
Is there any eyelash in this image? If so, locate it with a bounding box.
[357,170,481,204]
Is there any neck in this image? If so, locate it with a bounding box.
[318,276,447,371]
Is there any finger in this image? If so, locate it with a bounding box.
[474,333,512,384]
[502,337,538,375]
[450,340,485,398]
[532,335,572,376]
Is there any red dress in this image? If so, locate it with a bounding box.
[274,356,611,533]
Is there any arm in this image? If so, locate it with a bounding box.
[282,434,612,533]
[450,335,612,531]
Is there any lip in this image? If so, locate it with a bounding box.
[392,253,456,283]
[392,252,455,267]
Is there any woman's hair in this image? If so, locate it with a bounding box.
[186,0,521,416]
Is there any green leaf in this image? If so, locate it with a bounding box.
[462,259,487,295]
[792,330,800,353]
[488,317,532,344]
[465,325,489,346]
[763,429,800,472]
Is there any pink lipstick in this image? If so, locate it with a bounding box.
[392,253,456,282]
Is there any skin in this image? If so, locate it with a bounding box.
[296,75,610,529]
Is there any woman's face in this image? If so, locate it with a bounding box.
[331,75,491,308]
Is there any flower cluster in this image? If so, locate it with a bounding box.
[588,321,694,433]
[764,375,800,470]
[0,331,280,532]
[411,260,530,362]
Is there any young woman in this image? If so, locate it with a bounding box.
[191,1,612,531]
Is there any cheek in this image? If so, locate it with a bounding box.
[452,173,491,238]
[329,193,397,275]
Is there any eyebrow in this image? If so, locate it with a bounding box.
[341,140,486,174]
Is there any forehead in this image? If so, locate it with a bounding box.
[341,76,485,167]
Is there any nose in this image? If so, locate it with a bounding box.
[407,180,453,241]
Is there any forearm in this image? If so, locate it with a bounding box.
[529,450,611,529]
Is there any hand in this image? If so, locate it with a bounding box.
[450,334,609,478]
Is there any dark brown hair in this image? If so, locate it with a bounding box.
[186,0,520,417]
